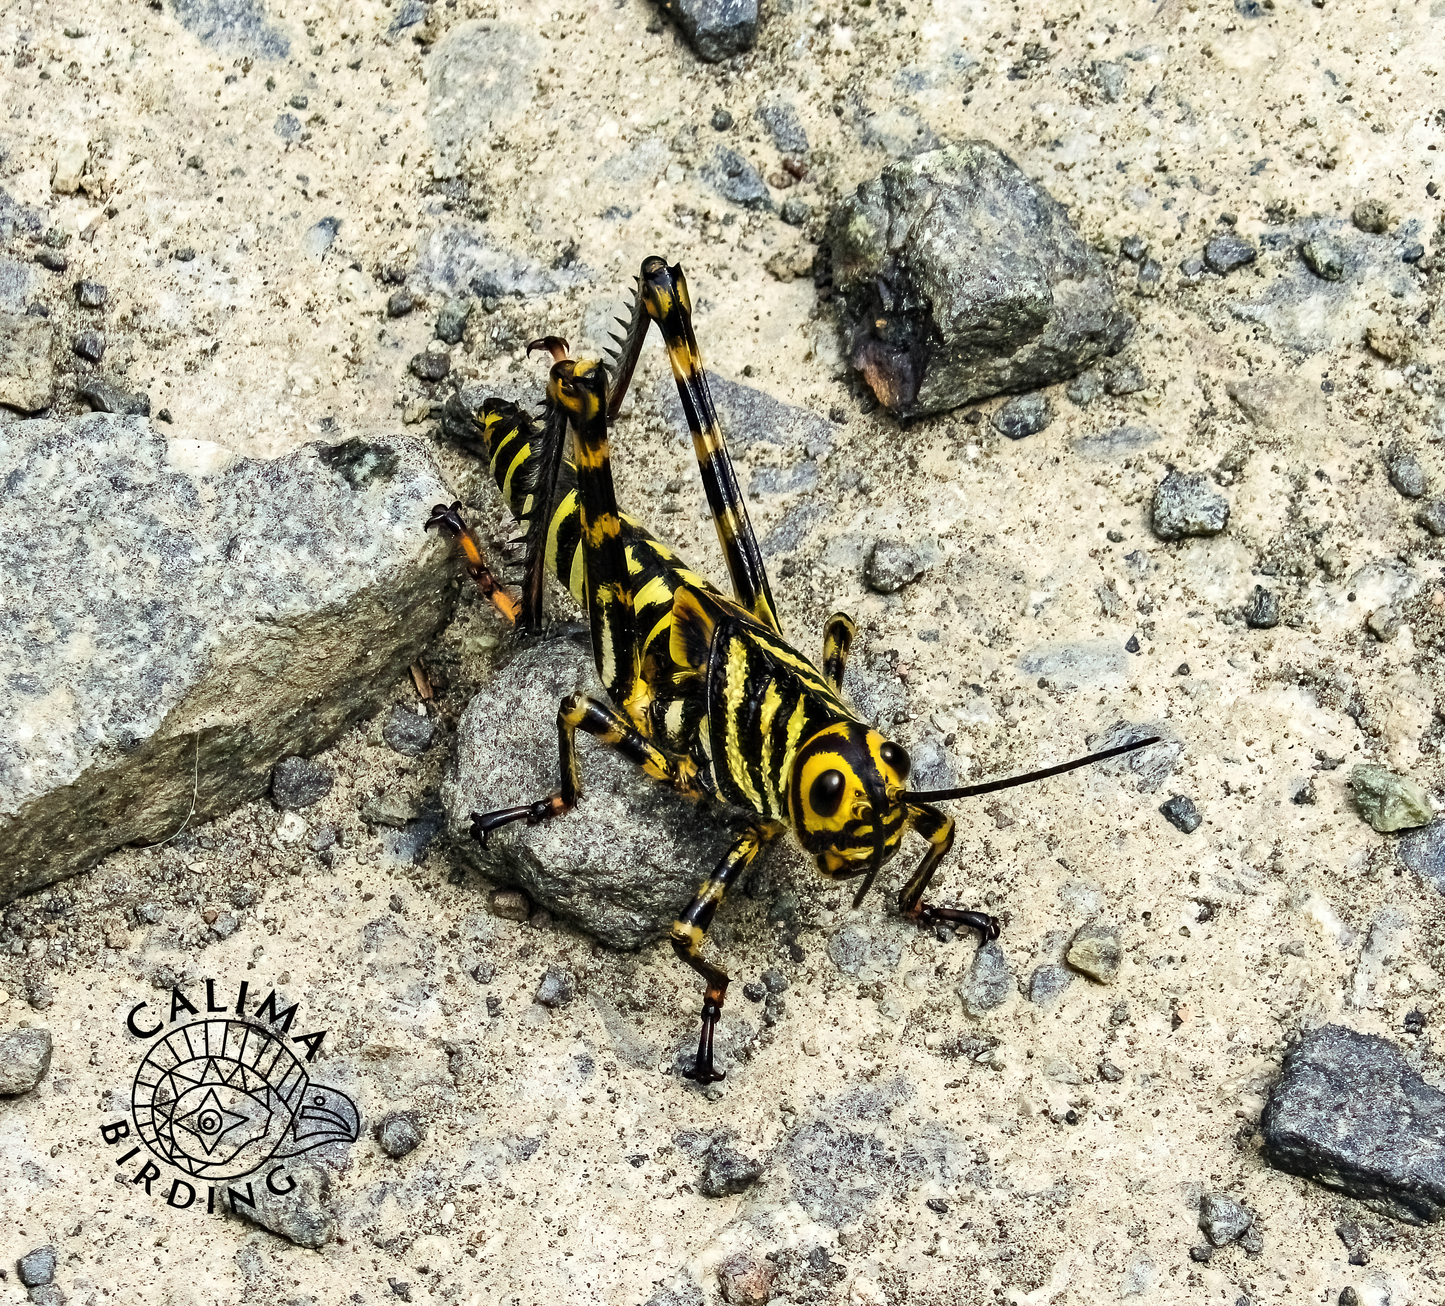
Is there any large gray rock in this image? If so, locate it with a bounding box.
[0,310,54,413]
[0,416,453,901]
[426,22,542,180]
[443,640,755,950]
[1261,1023,1445,1224]
[826,140,1133,419]
[227,1160,338,1248]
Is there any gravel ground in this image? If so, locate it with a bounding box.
[3,0,1445,1304]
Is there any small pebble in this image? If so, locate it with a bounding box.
[1199,1192,1255,1247]
[1160,794,1202,834]
[1175,663,1190,676]
[1339,1290,1360,1306]
[1136,258,1162,294]
[409,351,450,382]
[1292,780,1317,806]
[377,1111,424,1159]
[991,392,1052,439]
[1152,470,1230,540]
[1415,501,1445,536]
[26,302,50,317]
[1350,763,1432,832]
[490,889,531,922]
[290,93,309,109]
[1352,198,1389,234]
[387,289,415,318]
[760,967,789,994]
[175,247,196,262]
[1386,444,1427,499]
[1403,1008,1427,1035]
[0,1028,53,1095]
[485,994,503,1017]
[1190,1245,1213,1263]
[1120,234,1148,263]
[381,704,435,756]
[35,250,67,272]
[926,1197,949,1214]
[1302,238,1345,281]
[1066,923,1122,984]
[534,965,576,1008]
[1203,234,1257,275]
[1066,371,1103,407]
[780,195,811,227]
[700,1141,763,1197]
[74,280,107,308]
[471,962,495,984]
[1100,1059,1125,1082]
[710,107,734,130]
[742,981,766,1002]
[271,755,334,810]
[1105,365,1146,396]
[865,539,926,594]
[435,297,471,345]
[1367,605,1401,642]
[17,1247,57,1288]
[359,791,417,829]
[1402,243,1425,265]
[1243,585,1280,629]
[72,330,105,362]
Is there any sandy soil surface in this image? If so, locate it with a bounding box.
[3,0,1445,1303]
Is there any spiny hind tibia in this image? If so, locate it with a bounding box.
[428,256,1156,1084]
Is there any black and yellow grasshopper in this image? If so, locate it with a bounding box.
[428,257,1154,1083]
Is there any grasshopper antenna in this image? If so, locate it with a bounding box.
[907,736,1163,804]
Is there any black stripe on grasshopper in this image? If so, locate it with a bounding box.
[432,258,1160,1085]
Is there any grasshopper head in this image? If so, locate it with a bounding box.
[786,723,911,882]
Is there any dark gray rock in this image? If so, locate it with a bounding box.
[435,297,471,345]
[1302,238,1345,282]
[535,965,576,1008]
[1398,821,1445,895]
[172,0,289,59]
[443,640,755,949]
[289,93,309,110]
[1199,1192,1254,1246]
[1120,235,1148,263]
[17,1246,56,1287]
[1152,470,1230,540]
[827,141,1132,418]
[1262,1023,1445,1224]
[865,540,926,594]
[957,940,1011,1016]
[700,1139,764,1196]
[1204,234,1257,274]
[74,280,107,309]
[0,1025,51,1095]
[1387,444,1427,499]
[654,0,758,62]
[0,311,55,413]
[0,418,452,901]
[387,289,415,318]
[1105,364,1146,396]
[1028,962,1072,1005]
[409,351,450,382]
[271,755,334,810]
[756,102,807,154]
[378,1111,424,1158]
[780,196,811,227]
[1066,370,1102,407]
[1244,585,1280,629]
[361,792,418,830]
[700,147,771,210]
[991,392,1052,439]
[388,0,426,33]
[72,330,104,362]
[710,108,734,131]
[382,704,435,756]
[1415,500,1445,536]
[1160,794,1202,834]
[76,378,150,417]
[1353,199,1390,235]
[229,1161,338,1247]
[1136,258,1163,295]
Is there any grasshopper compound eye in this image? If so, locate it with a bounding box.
[809,769,846,818]
[879,741,910,780]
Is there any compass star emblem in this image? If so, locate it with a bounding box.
[175,1087,250,1157]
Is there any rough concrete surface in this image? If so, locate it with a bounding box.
[2,0,1445,1304]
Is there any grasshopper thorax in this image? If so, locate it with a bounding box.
[785,722,912,878]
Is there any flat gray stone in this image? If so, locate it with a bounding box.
[1199,1192,1254,1246]
[1152,470,1230,540]
[535,965,576,1008]
[756,101,807,154]
[76,377,150,417]
[1017,639,1128,687]
[991,392,1052,439]
[957,939,1012,1016]
[426,22,542,179]
[0,417,453,901]
[1066,923,1122,983]
[1397,821,1445,895]
[700,147,771,210]
[1028,962,1073,1005]
[700,1139,763,1196]
[0,310,54,413]
[271,755,334,810]
[172,0,289,59]
[1071,425,1159,460]
[443,640,756,950]
[827,140,1133,418]
[865,540,926,593]
[382,704,436,756]
[0,1028,52,1095]
[17,1246,56,1287]
[1261,1024,1445,1224]
[1204,233,1257,274]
